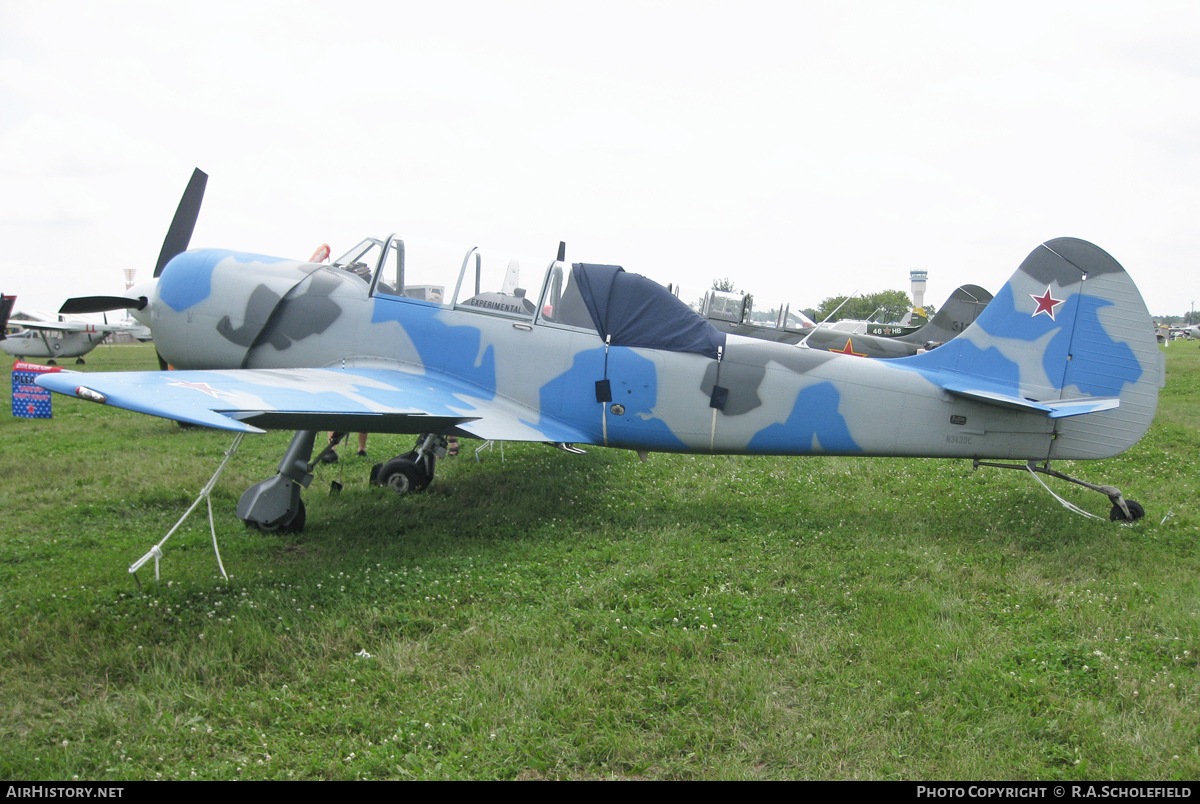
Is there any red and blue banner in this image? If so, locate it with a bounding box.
[12,361,60,419]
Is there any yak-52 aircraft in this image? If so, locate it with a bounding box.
[41,169,1163,532]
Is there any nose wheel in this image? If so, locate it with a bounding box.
[374,457,430,494]
[370,434,444,495]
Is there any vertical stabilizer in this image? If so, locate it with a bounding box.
[901,238,1161,459]
[0,294,14,340]
[896,284,993,346]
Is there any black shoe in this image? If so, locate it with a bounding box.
[357,450,368,458]
[321,451,338,464]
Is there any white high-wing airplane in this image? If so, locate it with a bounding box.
[1,305,150,364]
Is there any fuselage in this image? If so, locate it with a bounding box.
[147,247,1121,462]
[1,329,107,359]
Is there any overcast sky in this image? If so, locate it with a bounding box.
[2,0,1198,319]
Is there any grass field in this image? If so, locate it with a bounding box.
[1,342,1197,780]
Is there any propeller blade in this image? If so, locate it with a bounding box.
[58,295,147,315]
[153,168,208,277]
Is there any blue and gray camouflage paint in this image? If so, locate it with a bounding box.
[40,237,1162,466]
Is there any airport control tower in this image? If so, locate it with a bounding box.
[910,269,927,309]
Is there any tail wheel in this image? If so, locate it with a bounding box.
[1109,499,1145,522]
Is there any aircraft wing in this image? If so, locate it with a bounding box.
[11,320,134,334]
[35,366,593,443]
[11,320,88,333]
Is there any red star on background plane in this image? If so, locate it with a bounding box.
[829,338,867,357]
[1029,286,1065,320]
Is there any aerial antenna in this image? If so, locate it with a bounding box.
[556,241,566,262]
[818,292,858,325]
[799,291,858,349]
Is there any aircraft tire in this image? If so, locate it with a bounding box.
[248,499,306,534]
[1109,499,1145,523]
[379,458,425,495]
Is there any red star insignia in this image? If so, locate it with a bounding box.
[1029,286,1065,320]
[169,380,235,398]
[829,338,867,357]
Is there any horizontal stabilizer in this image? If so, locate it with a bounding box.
[942,382,1120,419]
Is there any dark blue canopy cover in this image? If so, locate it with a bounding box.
[572,264,726,359]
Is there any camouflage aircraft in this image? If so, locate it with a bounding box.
[703,284,994,357]
[42,170,1162,531]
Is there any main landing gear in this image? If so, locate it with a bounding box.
[973,459,1145,523]
[238,432,451,533]
[237,430,317,533]
[369,433,448,495]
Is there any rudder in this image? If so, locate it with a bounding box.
[901,238,1161,459]
[1043,239,1162,459]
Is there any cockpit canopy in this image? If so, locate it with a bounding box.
[331,236,537,313]
[570,264,725,359]
[331,237,725,358]
[692,288,815,333]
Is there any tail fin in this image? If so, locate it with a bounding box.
[897,284,993,346]
[0,294,14,341]
[902,238,1163,459]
